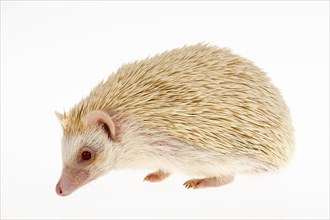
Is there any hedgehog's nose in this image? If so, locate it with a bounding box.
[56,183,64,196]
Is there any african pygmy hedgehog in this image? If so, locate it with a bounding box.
[55,43,295,196]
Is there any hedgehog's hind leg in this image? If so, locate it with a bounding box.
[143,169,171,182]
[183,175,234,189]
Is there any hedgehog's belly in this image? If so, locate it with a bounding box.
[146,139,274,177]
[120,125,275,177]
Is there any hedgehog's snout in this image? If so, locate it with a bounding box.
[55,166,89,196]
[55,178,74,197]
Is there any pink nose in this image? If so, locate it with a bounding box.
[56,183,65,196]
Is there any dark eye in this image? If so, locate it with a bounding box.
[81,151,92,161]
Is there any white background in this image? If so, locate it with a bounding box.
[1,1,329,219]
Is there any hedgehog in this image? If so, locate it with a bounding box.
[55,43,295,196]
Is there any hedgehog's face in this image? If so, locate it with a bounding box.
[55,111,118,196]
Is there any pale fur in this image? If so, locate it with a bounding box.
[62,119,273,179]
[60,43,295,180]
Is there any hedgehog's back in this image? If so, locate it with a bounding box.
[71,44,295,169]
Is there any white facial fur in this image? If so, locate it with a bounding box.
[62,126,116,170]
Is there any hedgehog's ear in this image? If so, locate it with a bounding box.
[82,110,116,141]
[55,111,67,129]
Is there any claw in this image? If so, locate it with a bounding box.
[183,181,193,189]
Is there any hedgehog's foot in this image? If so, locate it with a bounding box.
[144,169,171,182]
[183,176,234,189]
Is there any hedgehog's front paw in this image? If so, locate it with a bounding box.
[183,176,234,189]
[143,169,170,182]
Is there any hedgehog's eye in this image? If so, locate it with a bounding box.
[81,151,92,161]
[78,148,96,163]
